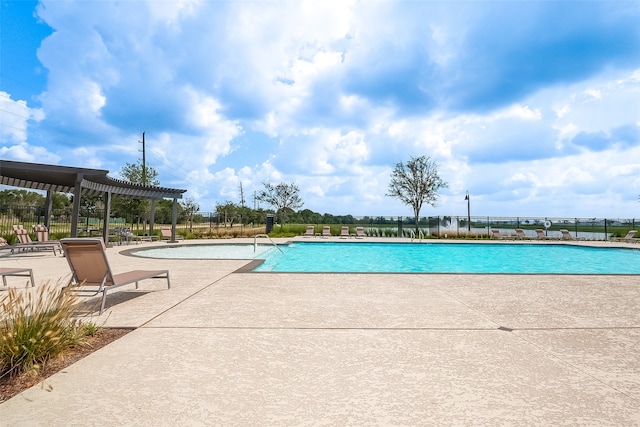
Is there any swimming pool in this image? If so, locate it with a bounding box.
[133,243,274,259]
[130,242,640,274]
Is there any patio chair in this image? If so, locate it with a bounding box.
[0,236,41,255]
[60,238,170,314]
[0,267,35,288]
[612,230,637,243]
[114,227,143,245]
[12,225,61,255]
[535,229,552,240]
[560,229,585,241]
[160,227,184,241]
[339,226,350,238]
[33,224,63,249]
[33,224,52,242]
[322,226,332,238]
[0,237,19,254]
[355,227,366,239]
[12,225,29,244]
[515,229,529,240]
[490,229,514,240]
[303,225,315,237]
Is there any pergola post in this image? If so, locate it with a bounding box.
[171,198,178,242]
[44,190,53,228]
[102,191,112,245]
[149,199,156,239]
[70,173,83,237]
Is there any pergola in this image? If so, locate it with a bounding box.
[0,160,187,243]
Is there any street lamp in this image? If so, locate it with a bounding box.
[464,191,471,232]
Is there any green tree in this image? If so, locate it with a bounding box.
[155,199,175,224]
[256,182,304,226]
[216,201,239,227]
[0,189,45,207]
[180,197,199,231]
[296,208,321,224]
[52,193,71,210]
[111,161,160,227]
[386,156,448,232]
[120,161,159,186]
[321,213,335,224]
[238,205,257,226]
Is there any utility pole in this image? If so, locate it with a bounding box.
[239,182,245,208]
[140,131,147,186]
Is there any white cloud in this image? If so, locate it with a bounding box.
[0,92,59,163]
[0,92,44,144]
[549,70,640,136]
[4,1,639,219]
[0,142,61,164]
[147,0,201,28]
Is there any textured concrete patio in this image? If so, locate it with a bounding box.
[0,238,638,426]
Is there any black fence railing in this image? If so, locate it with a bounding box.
[301,216,637,240]
[0,205,637,241]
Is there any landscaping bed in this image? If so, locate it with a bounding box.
[0,327,132,403]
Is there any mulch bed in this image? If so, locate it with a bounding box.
[0,328,133,403]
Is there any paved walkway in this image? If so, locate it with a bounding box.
[0,238,639,426]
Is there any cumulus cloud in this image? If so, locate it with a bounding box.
[2,0,639,217]
[0,92,60,163]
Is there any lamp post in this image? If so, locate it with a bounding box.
[464,191,471,232]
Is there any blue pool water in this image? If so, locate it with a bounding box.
[131,242,640,274]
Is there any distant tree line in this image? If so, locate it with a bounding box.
[1,155,453,228]
[0,188,435,227]
[208,202,434,227]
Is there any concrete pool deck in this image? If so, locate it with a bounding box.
[1,238,639,425]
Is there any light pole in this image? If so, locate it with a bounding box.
[464,191,471,232]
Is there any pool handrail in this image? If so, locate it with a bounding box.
[254,234,284,253]
[410,229,425,242]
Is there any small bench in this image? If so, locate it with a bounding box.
[0,268,35,288]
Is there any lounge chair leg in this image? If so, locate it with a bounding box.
[100,291,107,315]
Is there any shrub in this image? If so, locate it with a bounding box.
[266,224,305,237]
[83,322,102,337]
[0,283,84,379]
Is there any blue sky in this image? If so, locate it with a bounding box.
[1,0,639,218]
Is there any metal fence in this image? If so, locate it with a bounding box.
[0,205,637,241]
[0,206,263,241]
[301,215,637,240]
[401,216,637,240]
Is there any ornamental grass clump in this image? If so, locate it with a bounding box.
[0,282,84,379]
